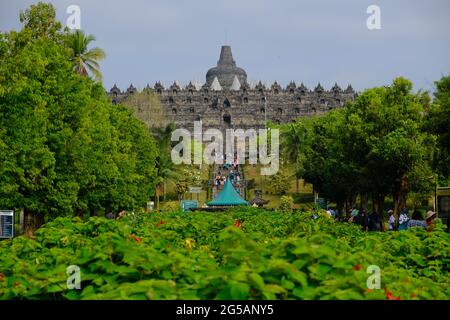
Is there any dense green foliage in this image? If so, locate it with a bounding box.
[281,121,308,193]
[0,3,158,226]
[1,3,448,302]
[282,78,438,215]
[278,196,294,212]
[425,76,450,185]
[0,208,448,300]
[267,168,291,195]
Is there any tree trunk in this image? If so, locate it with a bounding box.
[35,212,45,229]
[372,194,385,231]
[337,202,344,220]
[393,195,400,217]
[19,207,24,235]
[394,194,406,216]
[24,209,34,236]
[155,185,161,210]
[163,180,167,201]
[372,194,381,215]
[393,175,408,216]
[360,194,368,210]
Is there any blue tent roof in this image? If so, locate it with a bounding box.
[208,180,249,206]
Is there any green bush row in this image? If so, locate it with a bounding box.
[0,208,448,300]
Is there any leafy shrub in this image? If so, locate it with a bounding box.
[0,208,448,300]
[279,196,294,212]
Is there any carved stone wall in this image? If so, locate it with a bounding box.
[106,46,356,132]
[107,82,355,131]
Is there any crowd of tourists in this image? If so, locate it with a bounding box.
[214,151,242,187]
[324,207,448,232]
[214,170,241,187]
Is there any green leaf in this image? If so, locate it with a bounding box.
[248,273,265,290]
[230,282,250,300]
[281,276,295,290]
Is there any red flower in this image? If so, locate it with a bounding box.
[156,220,166,228]
[385,291,401,300]
[353,264,362,271]
[129,234,142,243]
[234,220,241,228]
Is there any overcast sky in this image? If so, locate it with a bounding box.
[1,0,449,93]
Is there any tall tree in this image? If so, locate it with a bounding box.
[344,78,435,216]
[302,109,359,211]
[19,2,62,40]
[65,29,106,81]
[123,89,174,206]
[0,3,157,231]
[426,76,450,185]
[301,78,436,218]
[152,123,179,205]
[123,89,167,129]
[281,121,307,193]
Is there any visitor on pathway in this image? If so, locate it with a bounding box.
[335,209,345,222]
[368,211,382,231]
[425,210,437,231]
[326,209,334,218]
[398,208,410,231]
[407,210,427,229]
[348,208,359,222]
[106,212,114,220]
[388,210,396,231]
[354,209,369,231]
[344,209,352,222]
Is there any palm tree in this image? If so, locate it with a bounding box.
[155,154,180,205]
[152,123,176,152]
[282,122,307,193]
[152,123,179,205]
[65,29,105,81]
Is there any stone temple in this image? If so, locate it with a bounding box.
[107,45,356,131]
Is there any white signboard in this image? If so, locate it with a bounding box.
[0,210,14,239]
[189,187,202,194]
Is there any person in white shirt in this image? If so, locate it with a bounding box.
[388,210,396,231]
[398,208,409,231]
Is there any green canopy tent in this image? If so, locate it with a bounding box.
[208,180,249,206]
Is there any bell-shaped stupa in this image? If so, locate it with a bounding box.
[205,45,248,89]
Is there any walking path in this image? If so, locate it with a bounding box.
[210,162,246,200]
